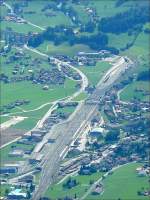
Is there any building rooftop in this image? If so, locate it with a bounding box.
[8,189,27,197]
[90,127,104,133]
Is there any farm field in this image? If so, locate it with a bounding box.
[1,48,52,76]
[55,106,76,115]
[0,142,35,163]
[45,172,104,199]
[11,104,52,131]
[108,32,134,50]
[12,0,72,29]
[1,79,77,111]
[0,116,11,124]
[37,41,93,56]
[121,31,149,59]
[79,61,111,86]
[0,184,13,197]
[0,21,42,34]
[67,2,89,24]
[73,92,88,101]
[87,162,149,200]
[120,81,150,102]
[89,0,129,18]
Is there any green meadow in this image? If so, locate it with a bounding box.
[0,142,35,163]
[11,104,52,131]
[1,79,77,111]
[37,41,93,57]
[120,81,150,102]
[0,21,42,34]
[79,61,111,86]
[73,92,88,101]
[45,172,104,199]
[17,1,72,29]
[87,162,149,200]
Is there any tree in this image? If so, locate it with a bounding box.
[99,6,150,34]
[26,191,31,199]
[105,130,120,142]
[5,188,9,195]
[29,183,35,192]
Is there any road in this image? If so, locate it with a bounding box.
[32,56,130,200]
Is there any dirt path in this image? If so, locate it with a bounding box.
[0,116,27,130]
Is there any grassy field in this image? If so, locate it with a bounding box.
[79,61,111,86]
[0,142,35,163]
[1,48,51,78]
[18,1,72,29]
[89,0,129,18]
[45,172,104,199]
[120,81,150,102]
[108,33,134,50]
[87,162,149,200]
[1,79,77,110]
[73,92,88,101]
[55,106,76,115]
[0,116,11,124]
[121,31,149,59]
[0,184,13,197]
[37,41,93,56]
[11,104,52,131]
[0,5,8,18]
[68,3,89,24]
[0,21,42,34]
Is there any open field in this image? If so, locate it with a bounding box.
[12,104,52,131]
[89,0,129,18]
[0,142,35,163]
[0,116,11,124]
[0,21,42,34]
[108,33,134,50]
[120,81,150,102]
[1,48,52,76]
[87,162,149,200]
[67,2,89,24]
[10,0,72,29]
[73,92,88,101]
[1,79,77,111]
[0,127,26,147]
[55,106,76,115]
[79,61,111,86]
[37,41,93,56]
[45,172,103,199]
[0,5,8,18]
[0,184,13,197]
[121,31,149,58]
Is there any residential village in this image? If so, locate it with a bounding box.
[0,63,149,199]
[0,0,150,200]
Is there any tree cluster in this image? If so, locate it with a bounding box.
[28,25,109,51]
[137,70,150,81]
[99,6,150,34]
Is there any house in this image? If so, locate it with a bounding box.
[92,184,103,195]
[9,149,24,157]
[0,166,18,174]
[7,189,27,199]
[18,175,33,183]
[29,132,43,142]
[29,153,43,164]
[90,127,104,137]
[43,85,49,90]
